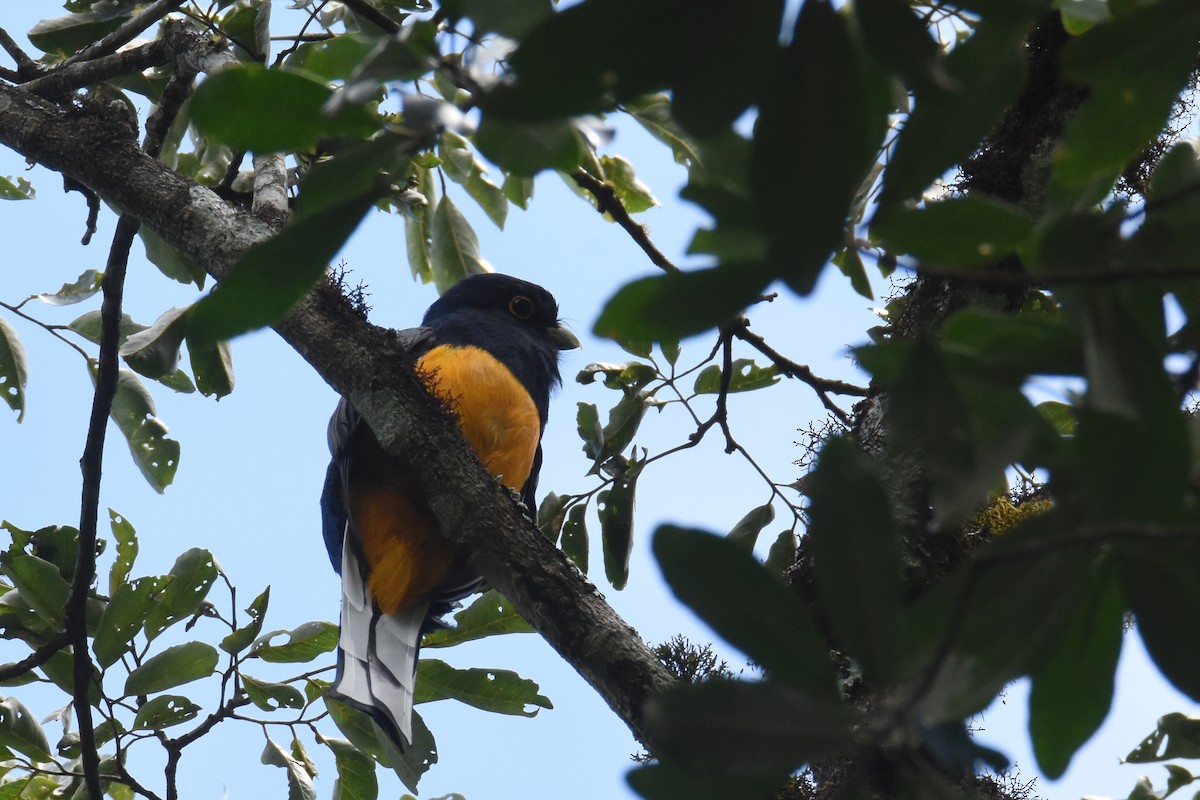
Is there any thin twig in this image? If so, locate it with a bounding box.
[63,0,187,66]
[0,27,44,80]
[571,168,680,274]
[340,0,402,34]
[0,632,70,683]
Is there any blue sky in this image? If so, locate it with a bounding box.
[2,4,1198,799]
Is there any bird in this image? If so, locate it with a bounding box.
[319,272,580,752]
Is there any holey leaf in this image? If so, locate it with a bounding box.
[96,366,180,492]
[0,316,28,422]
[124,641,219,696]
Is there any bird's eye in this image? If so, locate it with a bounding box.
[508,295,534,320]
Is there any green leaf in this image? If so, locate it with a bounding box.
[442,0,553,38]
[1048,0,1200,214]
[422,590,534,648]
[599,469,638,590]
[144,548,218,640]
[692,359,780,395]
[93,577,166,668]
[856,0,946,93]
[429,194,492,293]
[0,175,35,201]
[413,658,551,715]
[28,10,128,55]
[261,736,318,800]
[120,306,189,380]
[189,136,409,343]
[321,736,379,800]
[132,695,201,730]
[576,402,603,462]
[754,0,889,293]
[34,269,102,306]
[187,335,235,398]
[1036,400,1076,436]
[285,33,379,81]
[1,554,68,628]
[473,116,584,176]
[596,393,648,464]
[595,266,771,343]
[125,641,219,695]
[221,586,270,654]
[1029,561,1124,778]
[67,310,146,347]
[624,94,700,168]
[0,697,51,761]
[536,491,571,544]
[463,167,508,230]
[501,172,535,209]
[598,155,658,213]
[1055,0,1112,34]
[764,530,797,577]
[577,361,659,392]
[190,65,378,152]
[832,247,873,300]
[1126,713,1200,764]
[103,367,180,492]
[644,679,854,780]
[1121,544,1200,701]
[140,226,206,287]
[0,317,28,423]
[252,621,339,663]
[561,504,589,572]
[242,674,306,711]
[872,196,1034,269]
[628,762,780,800]
[727,504,775,552]
[654,526,837,696]
[108,509,138,596]
[879,12,1033,210]
[221,1,271,61]
[806,438,902,684]
[437,129,474,183]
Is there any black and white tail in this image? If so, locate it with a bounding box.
[331,533,427,749]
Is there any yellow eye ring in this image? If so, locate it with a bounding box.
[509,295,534,320]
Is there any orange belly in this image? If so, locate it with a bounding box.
[350,344,541,613]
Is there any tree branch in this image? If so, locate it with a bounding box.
[571,168,680,274]
[62,0,187,66]
[24,38,173,97]
[0,46,676,749]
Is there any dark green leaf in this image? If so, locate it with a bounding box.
[1036,400,1076,436]
[644,679,853,779]
[599,470,638,590]
[595,266,770,343]
[285,32,379,81]
[596,393,648,464]
[125,641,219,695]
[140,226,206,287]
[261,736,318,800]
[807,437,902,684]
[1,554,68,628]
[832,247,873,300]
[144,548,218,640]
[599,155,658,213]
[320,736,379,800]
[577,361,658,392]
[34,269,102,306]
[1029,561,1124,778]
[1126,713,1200,764]
[692,359,780,395]
[422,589,534,648]
[1121,544,1200,701]
[754,0,889,292]
[856,0,946,93]
[473,116,584,176]
[429,194,492,293]
[624,94,700,168]
[413,658,551,715]
[93,577,166,668]
[221,586,270,654]
[0,317,28,422]
[28,11,128,55]
[187,335,235,398]
[576,402,603,462]
[120,306,189,380]
[872,196,1034,269]
[131,695,201,730]
[463,167,508,230]
[325,697,398,769]
[727,504,774,552]
[764,530,797,577]
[242,674,306,711]
[190,65,378,152]
[108,509,138,596]
[940,307,1081,380]
[252,621,340,663]
[880,13,1033,210]
[536,491,571,544]
[442,0,552,38]
[628,762,781,800]
[0,697,51,761]
[654,526,837,695]
[103,367,180,492]
[1055,0,1111,34]
[561,504,589,572]
[1049,0,1200,215]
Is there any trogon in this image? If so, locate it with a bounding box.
[319,273,579,750]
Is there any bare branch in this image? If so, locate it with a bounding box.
[571,168,680,274]
[25,38,172,97]
[0,27,44,80]
[63,0,187,66]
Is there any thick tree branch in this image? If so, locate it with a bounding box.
[0,54,676,748]
[24,38,173,97]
